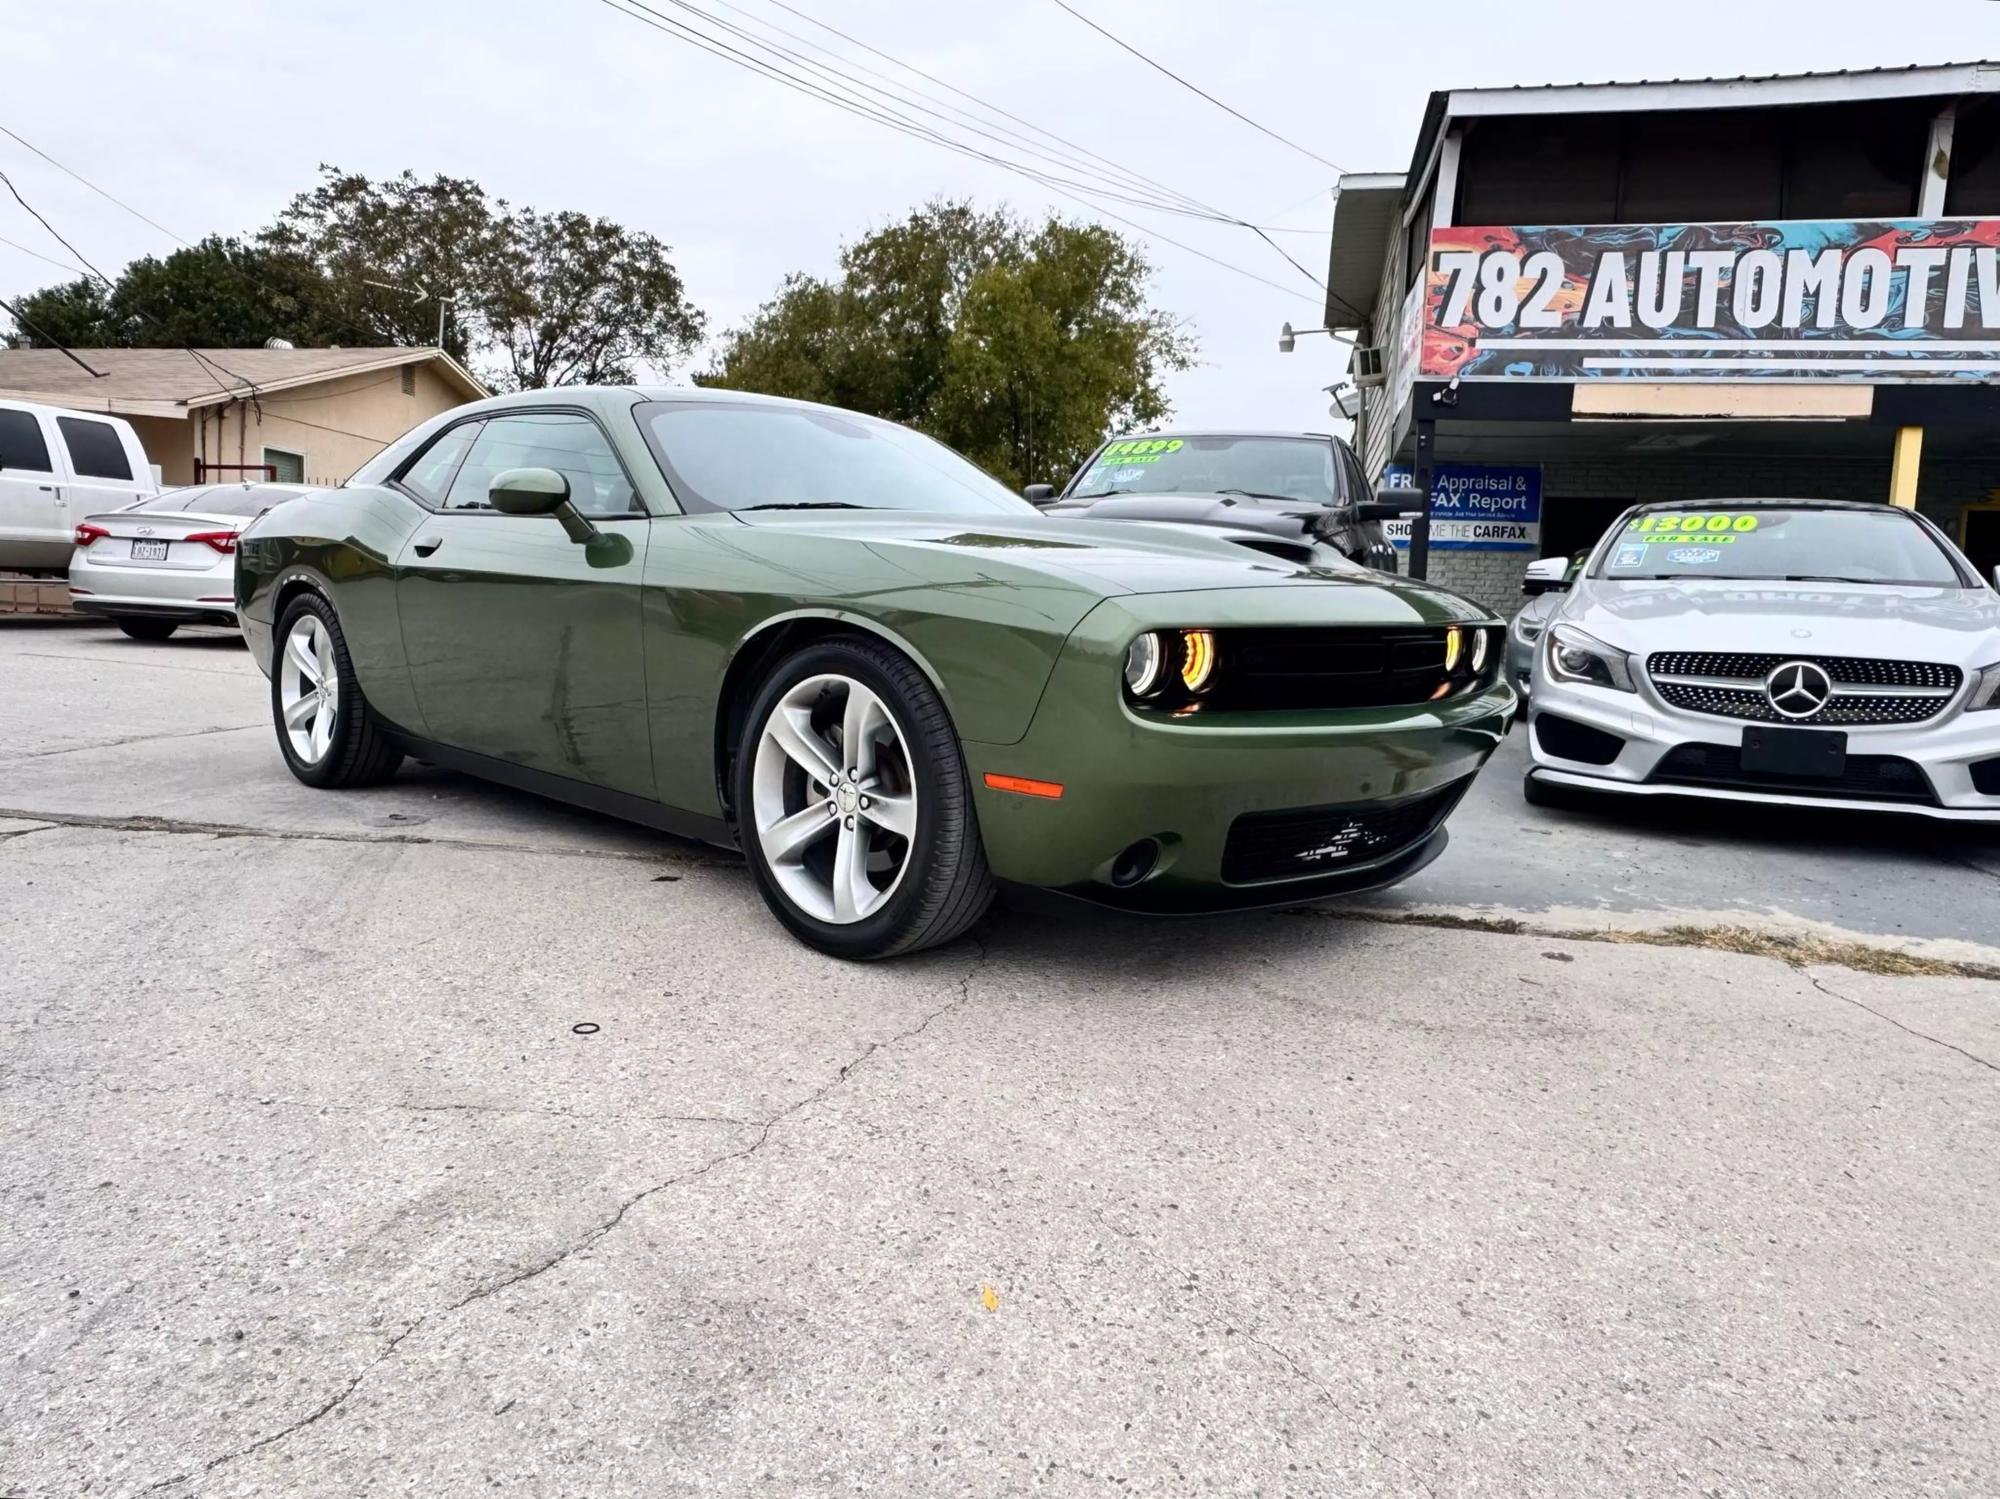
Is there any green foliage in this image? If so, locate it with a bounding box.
[3,236,364,352]
[5,168,706,392]
[702,199,1194,488]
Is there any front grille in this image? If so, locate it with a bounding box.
[1646,651,1960,728]
[1204,626,1498,711]
[1220,780,1469,885]
[1649,743,1938,805]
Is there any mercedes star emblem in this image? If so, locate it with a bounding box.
[1764,659,1833,719]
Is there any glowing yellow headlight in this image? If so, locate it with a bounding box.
[1443,625,1463,673]
[1180,628,1216,692]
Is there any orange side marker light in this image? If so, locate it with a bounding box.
[983,772,1065,799]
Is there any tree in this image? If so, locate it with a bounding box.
[701,200,1192,488]
[263,168,705,389]
[3,236,361,351]
[4,166,707,391]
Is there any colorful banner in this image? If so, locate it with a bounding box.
[1380,463,1541,551]
[1421,218,2000,381]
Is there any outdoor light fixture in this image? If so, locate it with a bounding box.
[1278,322,1358,354]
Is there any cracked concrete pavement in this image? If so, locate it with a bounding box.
[3,621,1997,1497]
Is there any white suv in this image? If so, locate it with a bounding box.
[0,398,157,573]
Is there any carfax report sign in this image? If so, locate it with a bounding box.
[1381,463,1541,551]
[1420,219,2000,380]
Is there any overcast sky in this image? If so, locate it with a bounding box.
[2,0,1994,448]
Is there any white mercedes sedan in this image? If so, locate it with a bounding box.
[67,483,306,641]
[1524,500,2000,822]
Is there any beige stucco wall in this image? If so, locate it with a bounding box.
[142,361,473,488]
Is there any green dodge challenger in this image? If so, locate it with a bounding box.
[236,388,1514,958]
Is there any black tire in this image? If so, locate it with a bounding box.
[115,617,178,642]
[270,591,404,789]
[734,635,994,960]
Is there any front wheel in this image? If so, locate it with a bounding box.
[270,592,403,789]
[735,637,993,960]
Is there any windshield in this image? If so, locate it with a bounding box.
[1068,434,1335,505]
[1592,507,1966,587]
[637,400,1032,516]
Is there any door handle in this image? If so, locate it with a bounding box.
[412,534,444,557]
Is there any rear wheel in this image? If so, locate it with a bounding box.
[271,592,403,789]
[735,637,993,960]
[115,617,177,642]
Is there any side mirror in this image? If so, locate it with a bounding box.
[1522,556,1572,596]
[1353,501,1406,523]
[1023,483,1057,505]
[488,467,570,516]
[489,466,609,553]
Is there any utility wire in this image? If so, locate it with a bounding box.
[0,294,107,378]
[0,123,191,248]
[1047,0,1346,174]
[594,0,1331,299]
[0,168,257,396]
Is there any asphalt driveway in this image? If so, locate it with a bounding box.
[2,621,1995,1497]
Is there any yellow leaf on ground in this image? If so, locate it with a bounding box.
[980,1284,999,1312]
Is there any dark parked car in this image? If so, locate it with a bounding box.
[1030,429,1401,572]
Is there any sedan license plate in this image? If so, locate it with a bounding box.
[131,539,169,561]
[1742,724,1847,778]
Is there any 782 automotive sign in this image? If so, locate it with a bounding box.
[1421,218,2000,381]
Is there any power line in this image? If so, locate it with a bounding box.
[593,0,1330,300]
[0,123,191,248]
[0,167,257,397]
[0,230,89,277]
[1047,0,1346,175]
[0,294,108,379]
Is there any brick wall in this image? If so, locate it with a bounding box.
[1414,455,1998,615]
[0,578,72,616]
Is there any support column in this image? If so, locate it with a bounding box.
[1889,425,1923,510]
[1410,418,1435,579]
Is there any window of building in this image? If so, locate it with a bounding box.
[1946,102,2000,215]
[0,409,52,472]
[263,447,305,484]
[55,416,132,480]
[1456,117,1620,225]
[1618,110,1784,222]
[442,412,638,517]
[1780,99,1929,218]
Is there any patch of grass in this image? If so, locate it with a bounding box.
[1289,908,2000,982]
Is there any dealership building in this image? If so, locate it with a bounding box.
[1324,60,2000,610]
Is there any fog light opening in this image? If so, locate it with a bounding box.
[1109,838,1161,888]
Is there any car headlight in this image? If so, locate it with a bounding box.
[1969,660,2000,711]
[1123,629,1220,703]
[1510,612,1545,645]
[1545,623,1636,692]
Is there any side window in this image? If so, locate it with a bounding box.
[0,409,53,473]
[442,412,638,517]
[56,417,133,481]
[1337,447,1372,507]
[396,422,482,506]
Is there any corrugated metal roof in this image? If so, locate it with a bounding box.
[0,346,486,416]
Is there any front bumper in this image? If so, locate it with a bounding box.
[964,593,1516,908]
[1525,664,2000,823]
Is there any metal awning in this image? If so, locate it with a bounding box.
[1323,173,1405,332]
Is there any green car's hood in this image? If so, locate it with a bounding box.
[731,510,1488,617]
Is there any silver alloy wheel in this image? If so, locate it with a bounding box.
[750,673,919,925]
[278,615,339,764]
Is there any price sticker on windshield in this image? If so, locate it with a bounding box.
[1622,512,1762,543]
[1096,438,1184,466]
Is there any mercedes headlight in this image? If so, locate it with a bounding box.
[1545,623,1636,692]
[1510,612,1545,645]
[1969,660,2000,711]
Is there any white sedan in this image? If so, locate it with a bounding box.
[68,483,306,641]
